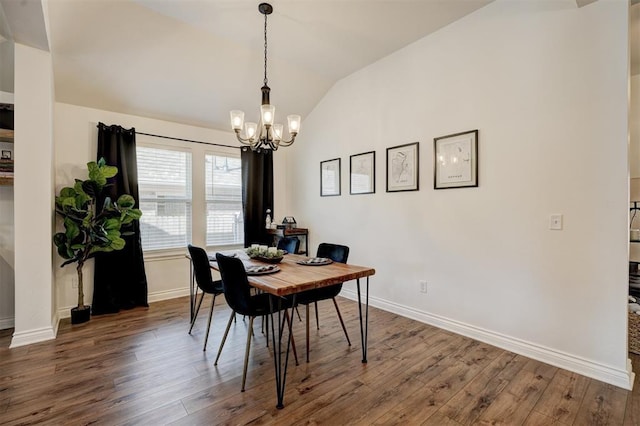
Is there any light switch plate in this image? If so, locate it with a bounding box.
[550,214,563,230]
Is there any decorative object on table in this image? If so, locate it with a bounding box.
[53,158,142,324]
[434,129,478,189]
[246,245,285,263]
[386,142,419,192]
[246,264,281,275]
[350,151,375,195]
[320,158,341,196]
[229,3,301,152]
[265,208,272,229]
[282,216,297,229]
[296,257,333,266]
[187,244,224,351]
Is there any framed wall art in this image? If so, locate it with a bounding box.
[320,158,341,196]
[434,129,478,189]
[350,151,375,195]
[386,142,419,192]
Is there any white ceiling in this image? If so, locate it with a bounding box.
[1,0,638,132]
[12,0,495,131]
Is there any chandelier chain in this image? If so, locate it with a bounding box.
[263,12,268,86]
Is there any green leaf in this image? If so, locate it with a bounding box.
[59,187,76,198]
[103,218,121,231]
[117,194,135,209]
[110,237,126,250]
[53,233,67,248]
[64,218,80,240]
[102,165,118,178]
[97,157,106,168]
[87,161,100,181]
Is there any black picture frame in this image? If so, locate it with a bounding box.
[434,129,478,189]
[386,142,419,192]
[350,151,375,195]
[320,158,341,196]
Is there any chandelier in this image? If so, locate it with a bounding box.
[230,3,301,152]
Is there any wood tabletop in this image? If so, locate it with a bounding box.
[210,251,375,297]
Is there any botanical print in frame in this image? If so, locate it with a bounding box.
[434,129,478,189]
[350,151,375,195]
[320,158,341,196]
[386,142,419,192]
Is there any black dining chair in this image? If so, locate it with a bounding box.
[187,244,225,351]
[294,243,350,362]
[214,253,298,391]
[277,236,300,254]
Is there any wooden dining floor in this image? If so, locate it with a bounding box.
[1,295,640,425]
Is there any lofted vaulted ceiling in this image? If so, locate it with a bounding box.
[3,0,495,131]
[1,0,637,133]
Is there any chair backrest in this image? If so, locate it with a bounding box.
[277,237,300,254]
[188,244,215,291]
[215,253,253,316]
[317,243,349,264]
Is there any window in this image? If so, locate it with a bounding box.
[205,154,243,246]
[137,146,192,250]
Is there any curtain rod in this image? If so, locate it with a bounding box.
[136,131,240,150]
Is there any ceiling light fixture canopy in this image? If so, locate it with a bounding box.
[230,2,301,152]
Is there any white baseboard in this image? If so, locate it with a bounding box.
[0,316,14,330]
[9,325,56,348]
[148,287,190,303]
[57,287,191,319]
[340,289,635,390]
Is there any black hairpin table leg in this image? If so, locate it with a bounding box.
[357,276,370,363]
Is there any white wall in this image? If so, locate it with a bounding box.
[288,0,631,388]
[54,103,288,315]
[11,43,56,347]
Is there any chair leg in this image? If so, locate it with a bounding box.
[295,306,302,322]
[202,294,216,351]
[332,297,351,346]
[214,310,235,366]
[241,316,255,392]
[306,304,310,363]
[188,292,205,334]
[314,301,320,330]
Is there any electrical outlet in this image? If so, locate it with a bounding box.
[71,276,78,289]
[419,280,427,293]
[549,214,563,230]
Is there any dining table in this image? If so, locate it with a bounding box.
[207,249,376,409]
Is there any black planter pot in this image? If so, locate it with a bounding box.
[70,306,91,324]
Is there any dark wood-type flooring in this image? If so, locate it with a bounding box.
[1,295,639,425]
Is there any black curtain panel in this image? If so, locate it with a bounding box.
[92,122,149,315]
[241,147,274,247]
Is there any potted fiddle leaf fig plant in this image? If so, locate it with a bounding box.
[53,158,142,324]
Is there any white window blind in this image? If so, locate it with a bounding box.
[137,146,192,250]
[205,154,243,246]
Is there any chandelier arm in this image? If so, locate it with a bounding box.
[278,135,297,146]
